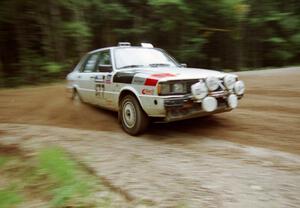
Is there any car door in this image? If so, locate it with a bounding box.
[77,52,100,104]
[94,49,114,108]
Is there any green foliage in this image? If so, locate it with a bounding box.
[149,0,184,6]
[290,33,300,47]
[267,37,286,44]
[38,148,91,207]
[0,0,300,87]
[0,147,110,208]
[63,21,91,39]
[42,62,64,74]
[38,148,77,183]
[0,156,10,167]
[0,188,23,208]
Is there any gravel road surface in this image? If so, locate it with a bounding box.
[0,67,299,207]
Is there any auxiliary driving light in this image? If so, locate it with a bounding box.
[191,81,208,100]
[206,76,219,91]
[234,80,245,95]
[223,75,236,90]
[228,94,238,109]
[202,96,218,112]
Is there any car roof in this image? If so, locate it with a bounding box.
[88,46,158,54]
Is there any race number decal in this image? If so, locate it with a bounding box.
[95,84,104,96]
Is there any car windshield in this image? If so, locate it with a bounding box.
[114,48,178,69]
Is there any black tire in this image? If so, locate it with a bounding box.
[71,89,82,105]
[120,94,149,135]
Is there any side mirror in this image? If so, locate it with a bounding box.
[98,65,112,72]
[180,63,187,68]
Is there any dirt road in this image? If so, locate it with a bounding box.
[0,67,300,207]
[0,67,299,153]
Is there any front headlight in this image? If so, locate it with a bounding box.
[158,83,170,95]
[234,80,245,95]
[172,83,184,93]
[206,76,219,91]
[158,82,187,95]
[223,75,236,90]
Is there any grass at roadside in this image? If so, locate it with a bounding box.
[0,187,23,208]
[37,148,92,207]
[0,156,10,167]
[0,147,115,208]
[0,145,189,208]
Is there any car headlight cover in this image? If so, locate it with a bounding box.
[191,81,208,100]
[206,76,219,91]
[224,75,236,90]
[159,83,171,95]
[234,80,245,95]
[228,94,238,108]
[202,96,218,112]
[172,83,184,93]
[158,82,187,95]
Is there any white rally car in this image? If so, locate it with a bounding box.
[66,42,245,135]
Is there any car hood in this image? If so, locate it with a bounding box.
[120,67,235,82]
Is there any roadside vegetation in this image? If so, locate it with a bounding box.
[0,0,300,87]
[0,147,119,208]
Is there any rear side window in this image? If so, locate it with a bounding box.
[98,50,111,66]
[81,53,99,72]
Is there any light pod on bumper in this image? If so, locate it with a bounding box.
[191,81,208,100]
[228,94,238,108]
[202,96,217,112]
[234,80,245,95]
[205,76,219,91]
[223,75,236,90]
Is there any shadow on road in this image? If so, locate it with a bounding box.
[146,115,233,139]
[89,103,233,139]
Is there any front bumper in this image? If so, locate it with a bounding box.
[162,91,243,122]
[139,90,243,121]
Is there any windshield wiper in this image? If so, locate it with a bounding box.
[149,63,170,67]
[119,64,144,69]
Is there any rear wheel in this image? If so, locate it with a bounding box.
[71,89,82,105]
[120,95,149,135]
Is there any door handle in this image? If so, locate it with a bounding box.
[90,76,95,79]
[77,75,81,78]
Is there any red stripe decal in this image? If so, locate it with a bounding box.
[151,73,176,78]
[144,78,158,86]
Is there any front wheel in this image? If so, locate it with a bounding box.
[120,95,149,135]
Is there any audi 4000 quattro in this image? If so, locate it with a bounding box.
[66,42,245,135]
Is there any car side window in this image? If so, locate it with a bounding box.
[96,50,112,72]
[99,50,111,65]
[81,53,99,72]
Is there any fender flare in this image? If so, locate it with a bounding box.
[118,86,146,112]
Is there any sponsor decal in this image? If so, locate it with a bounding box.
[142,89,154,95]
[95,84,101,96]
[105,74,112,84]
[113,71,175,86]
[95,75,104,83]
[151,73,176,78]
[95,83,104,96]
